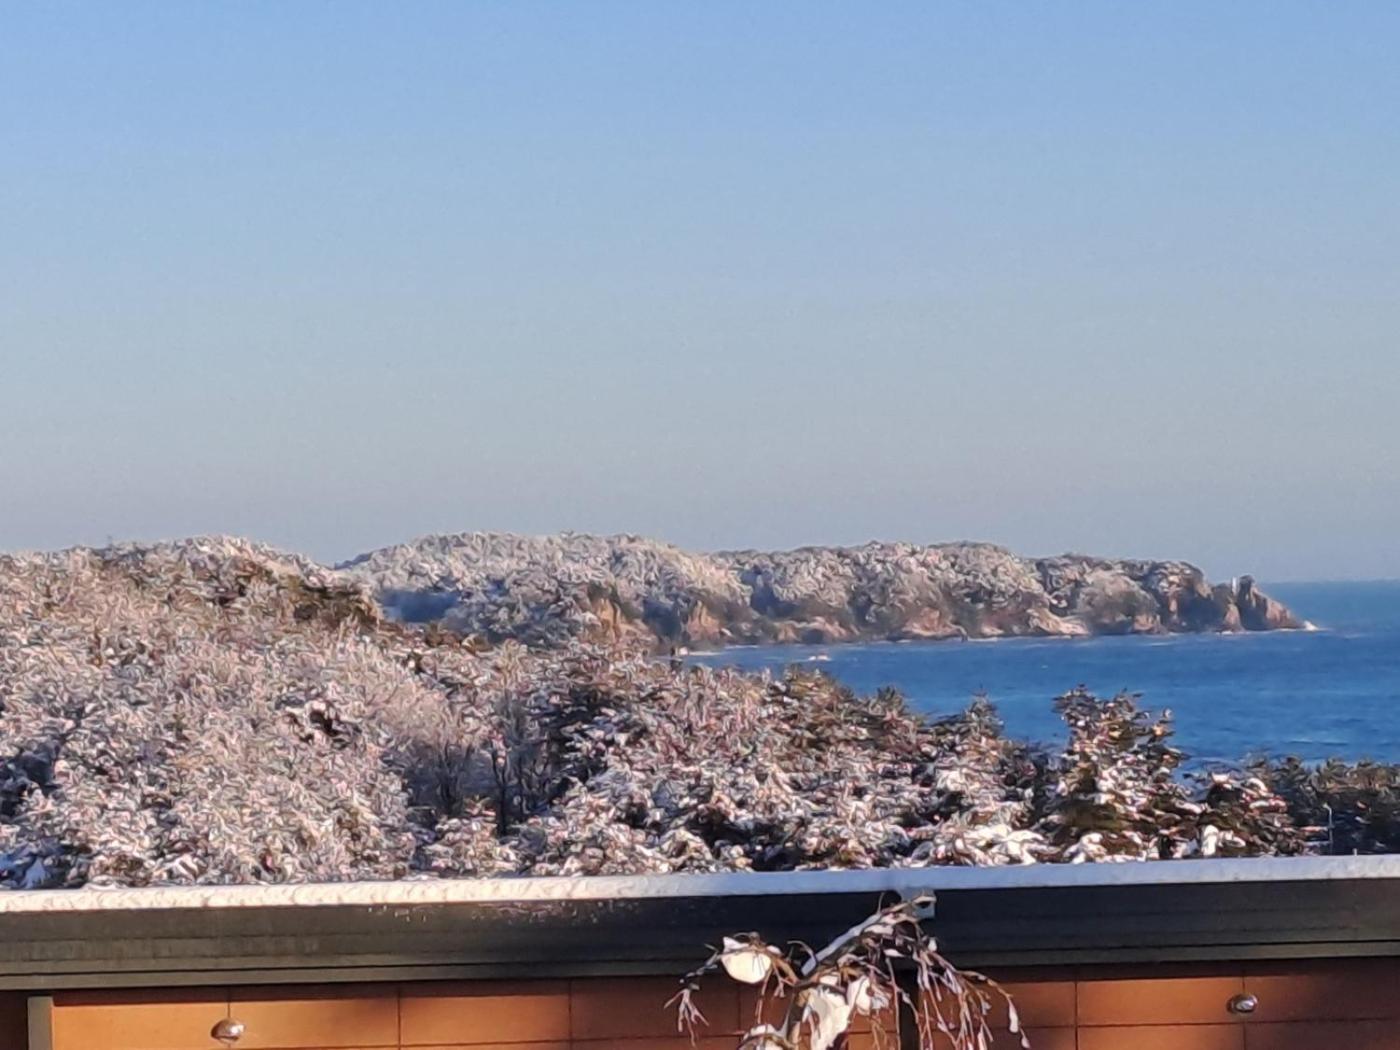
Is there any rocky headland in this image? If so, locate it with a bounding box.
[340,533,1303,650]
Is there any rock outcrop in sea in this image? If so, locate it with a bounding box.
[340,533,1303,650]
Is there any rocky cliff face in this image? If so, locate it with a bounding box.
[339,533,1303,650]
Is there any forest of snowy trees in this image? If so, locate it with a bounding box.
[1,539,1395,889]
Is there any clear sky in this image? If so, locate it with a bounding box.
[2,3,1397,580]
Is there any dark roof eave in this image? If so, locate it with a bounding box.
[1,856,1397,989]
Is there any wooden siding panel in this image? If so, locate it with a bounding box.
[931,1026,1075,1050]
[1244,1021,1400,1050]
[569,978,738,1042]
[229,987,398,1049]
[1244,959,1400,1023]
[987,980,1077,1029]
[0,995,27,1050]
[917,976,1073,1050]
[846,1032,894,1050]
[50,990,228,1050]
[1078,976,1245,1027]
[1009,1029,1076,1050]
[1079,1025,1244,1050]
[45,960,1400,1050]
[400,982,570,1046]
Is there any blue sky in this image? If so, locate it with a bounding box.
[2,3,1397,579]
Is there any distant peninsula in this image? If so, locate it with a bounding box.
[340,533,1303,651]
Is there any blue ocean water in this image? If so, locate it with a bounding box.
[690,582,1400,766]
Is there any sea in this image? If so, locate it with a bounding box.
[689,581,1400,767]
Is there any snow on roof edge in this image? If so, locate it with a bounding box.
[2,856,1399,914]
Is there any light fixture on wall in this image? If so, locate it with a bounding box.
[211,1018,245,1045]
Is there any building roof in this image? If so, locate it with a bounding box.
[2,856,1399,989]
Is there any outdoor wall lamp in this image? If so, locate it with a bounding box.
[211,1018,246,1045]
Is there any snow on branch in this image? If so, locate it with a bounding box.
[672,896,1023,1050]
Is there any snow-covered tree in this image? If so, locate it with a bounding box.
[674,897,1023,1050]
